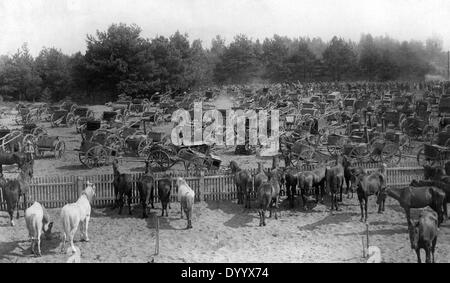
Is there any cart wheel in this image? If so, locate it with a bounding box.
[32,126,46,136]
[147,149,171,171]
[54,140,65,159]
[22,134,36,147]
[84,146,108,168]
[70,104,78,113]
[382,143,401,166]
[66,113,75,127]
[137,139,152,157]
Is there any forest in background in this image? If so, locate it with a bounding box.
[0,23,447,103]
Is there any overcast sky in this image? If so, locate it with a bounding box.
[1,0,449,56]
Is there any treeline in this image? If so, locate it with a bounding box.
[0,23,446,102]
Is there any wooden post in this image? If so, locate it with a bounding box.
[154,214,159,256]
[366,223,370,250]
[76,176,84,198]
[199,170,205,202]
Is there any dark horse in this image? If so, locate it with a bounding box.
[381,185,446,227]
[112,159,132,215]
[325,156,345,211]
[229,161,252,208]
[408,207,438,263]
[257,169,282,226]
[137,161,155,218]
[0,162,34,226]
[352,164,387,222]
[0,152,33,175]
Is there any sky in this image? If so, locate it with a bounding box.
[1,0,450,56]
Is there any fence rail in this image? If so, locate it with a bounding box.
[0,162,426,211]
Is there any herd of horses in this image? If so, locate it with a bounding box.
[229,155,449,263]
[0,151,449,262]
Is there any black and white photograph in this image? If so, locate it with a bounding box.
[0,0,450,265]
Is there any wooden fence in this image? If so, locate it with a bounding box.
[0,162,425,211]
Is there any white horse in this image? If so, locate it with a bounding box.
[60,181,95,253]
[25,201,53,257]
[177,177,195,229]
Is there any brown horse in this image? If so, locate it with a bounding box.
[411,179,449,219]
[257,169,281,226]
[381,186,446,226]
[343,156,365,199]
[112,159,132,215]
[137,161,155,218]
[298,166,327,208]
[325,156,345,210]
[408,207,438,263]
[0,152,33,175]
[158,178,171,217]
[423,165,446,181]
[284,167,299,208]
[254,162,268,194]
[0,162,33,226]
[229,161,252,208]
[352,165,387,222]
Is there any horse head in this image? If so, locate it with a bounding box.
[83,181,96,203]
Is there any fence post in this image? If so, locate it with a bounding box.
[199,170,205,202]
[76,176,84,198]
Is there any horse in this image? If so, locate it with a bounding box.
[25,201,53,257]
[229,161,252,208]
[60,181,95,254]
[112,159,132,215]
[408,207,438,263]
[298,166,327,209]
[325,156,345,211]
[158,178,171,217]
[0,162,33,226]
[284,167,299,208]
[343,156,365,199]
[411,179,449,219]
[381,186,446,227]
[257,170,281,226]
[0,152,33,175]
[177,177,195,229]
[254,162,268,194]
[352,165,387,222]
[137,161,155,218]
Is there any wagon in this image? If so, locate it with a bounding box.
[417,143,450,166]
[72,107,95,132]
[382,111,400,130]
[400,117,435,141]
[77,138,121,169]
[51,110,75,128]
[15,106,43,125]
[34,134,65,159]
[439,97,450,115]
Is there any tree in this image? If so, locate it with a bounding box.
[0,43,42,101]
[323,37,358,81]
[285,41,317,81]
[84,23,151,97]
[358,34,380,80]
[35,47,71,101]
[261,35,290,82]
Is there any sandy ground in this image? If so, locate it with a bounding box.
[1,196,449,263]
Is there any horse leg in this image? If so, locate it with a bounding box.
[118,193,124,215]
[127,193,132,215]
[274,196,279,220]
[69,228,77,253]
[150,186,155,209]
[60,232,67,253]
[83,216,91,242]
[16,198,20,219]
[359,197,364,222]
[166,200,170,217]
[364,197,368,222]
[432,238,436,263]
[258,210,263,227]
[180,203,184,219]
[36,230,41,257]
[425,247,431,263]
